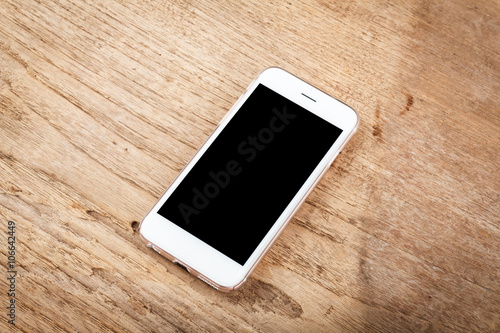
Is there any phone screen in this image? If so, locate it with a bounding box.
[158,84,342,265]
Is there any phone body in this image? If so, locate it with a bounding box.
[140,67,359,291]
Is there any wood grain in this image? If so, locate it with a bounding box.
[1,0,499,332]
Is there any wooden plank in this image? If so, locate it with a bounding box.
[1,0,498,332]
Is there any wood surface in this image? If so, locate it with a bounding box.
[1,0,499,332]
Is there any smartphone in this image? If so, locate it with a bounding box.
[140,67,359,291]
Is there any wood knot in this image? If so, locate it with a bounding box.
[401,93,414,115]
[131,221,140,233]
[372,124,383,137]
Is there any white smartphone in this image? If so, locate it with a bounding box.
[140,67,359,291]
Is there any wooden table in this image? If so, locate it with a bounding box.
[1,0,498,332]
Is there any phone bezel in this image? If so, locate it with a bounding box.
[139,67,359,290]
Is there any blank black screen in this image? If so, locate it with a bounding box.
[158,84,342,265]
